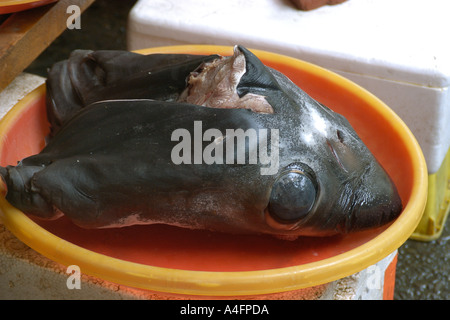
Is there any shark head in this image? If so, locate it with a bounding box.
[236,46,403,236]
[181,45,403,236]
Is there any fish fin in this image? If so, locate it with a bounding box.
[235,45,282,98]
[0,165,56,219]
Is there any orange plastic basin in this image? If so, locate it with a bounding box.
[0,45,427,297]
[0,0,58,14]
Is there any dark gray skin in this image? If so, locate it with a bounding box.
[45,49,220,136]
[0,46,402,238]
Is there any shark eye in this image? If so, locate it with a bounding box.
[268,165,317,223]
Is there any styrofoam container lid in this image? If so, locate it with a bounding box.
[128,0,450,88]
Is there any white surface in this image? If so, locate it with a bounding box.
[0,73,45,119]
[127,0,450,173]
[321,250,397,300]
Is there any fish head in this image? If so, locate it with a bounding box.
[231,45,403,236]
[263,107,404,236]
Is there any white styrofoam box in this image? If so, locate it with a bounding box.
[127,0,450,173]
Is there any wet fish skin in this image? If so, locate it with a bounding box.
[46,49,220,136]
[0,46,403,237]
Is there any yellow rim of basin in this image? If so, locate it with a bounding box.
[0,45,428,297]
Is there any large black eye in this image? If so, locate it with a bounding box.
[268,165,317,223]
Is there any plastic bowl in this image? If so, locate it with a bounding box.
[0,0,58,14]
[0,45,428,297]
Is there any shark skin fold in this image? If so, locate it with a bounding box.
[45,49,220,136]
[0,46,402,239]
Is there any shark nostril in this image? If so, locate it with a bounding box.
[326,139,347,172]
[336,129,344,143]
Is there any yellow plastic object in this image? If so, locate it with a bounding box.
[411,148,450,241]
[0,45,428,297]
[0,0,58,14]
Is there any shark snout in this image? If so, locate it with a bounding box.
[343,164,403,233]
[321,129,402,233]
